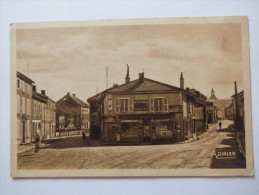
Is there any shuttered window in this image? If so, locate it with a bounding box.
[115,100,119,113]
[150,99,154,112]
[129,99,133,112]
[164,98,168,112]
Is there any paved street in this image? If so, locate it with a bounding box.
[17,120,245,169]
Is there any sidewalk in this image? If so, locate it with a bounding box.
[182,122,218,144]
[231,127,246,159]
[17,135,82,153]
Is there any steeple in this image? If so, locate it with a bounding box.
[125,64,130,83]
[209,88,217,100]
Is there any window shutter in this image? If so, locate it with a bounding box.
[129,99,133,112]
[150,99,154,112]
[115,100,119,113]
[164,98,168,112]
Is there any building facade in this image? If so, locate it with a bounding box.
[32,89,56,140]
[17,72,34,145]
[56,93,89,132]
[232,91,245,131]
[87,69,207,144]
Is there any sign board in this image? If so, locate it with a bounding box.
[134,100,149,111]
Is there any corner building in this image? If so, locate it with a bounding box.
[88,68,207,144]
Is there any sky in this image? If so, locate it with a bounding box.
[16,22,244,102]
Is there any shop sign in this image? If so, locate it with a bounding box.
[134,100,149,111]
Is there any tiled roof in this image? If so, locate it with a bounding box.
[17,71,35,85]
[214,99,232,109]
[87,77,184,102]
[70,95,89,108]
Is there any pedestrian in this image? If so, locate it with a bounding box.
[219,121,222,130]
[34,132,40,153]
[82,131,86,140]
[196,129,200,140]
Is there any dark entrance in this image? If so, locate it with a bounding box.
[22,121,26,144]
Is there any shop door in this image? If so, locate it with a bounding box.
[143,124,151,141]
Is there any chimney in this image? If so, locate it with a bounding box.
[186,87,189,91]
[33,85,36,92]
[67,92,70,96]
[139,72,144,84]
[180,72,184,89]
[125,64,130,83]
[72,94,76,97]
[41,90,46,95]
[113,83,119,87]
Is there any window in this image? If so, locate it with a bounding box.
[17,79,20,89]
[17,120,20,139]
[17,95,20,113]
[119,99,129,113]
[38,103,40,116]
[26,99,30,114]
[22,97,25,114]
[154,98,163,112]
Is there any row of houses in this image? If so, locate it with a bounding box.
[16,71,89,145]
[87,67,226,144]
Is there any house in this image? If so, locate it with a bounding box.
[56,93,89,132]
[87,67,207,144]
[32,89,56,141]
[17,71,34,145]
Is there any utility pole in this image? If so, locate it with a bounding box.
[106,66,108,89]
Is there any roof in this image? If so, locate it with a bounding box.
[57,93,89,108]
[231,90,244,98]
[70,95,89,108]
[209,94,217,100]
[17,71,35,85]
[87,76,208,104]
[213,99,232,109]
[32,92,48,103]
[88,77,184,102]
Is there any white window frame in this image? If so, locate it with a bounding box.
[153,97,164,112]
[118,98,130,113]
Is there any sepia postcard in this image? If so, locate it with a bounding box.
[10,16,253,177]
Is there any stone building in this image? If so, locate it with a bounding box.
[56,93,89,131]
[87,67,207,144]
[17,71,34,145]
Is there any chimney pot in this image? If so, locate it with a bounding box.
[139,73,144,84]
[72,94,76,97]
[41,90,46,95]
[67,92,70,96]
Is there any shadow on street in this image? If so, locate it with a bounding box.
[210,125,246,168]
[42,136,89,149]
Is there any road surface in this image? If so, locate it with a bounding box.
[17,120,246,169]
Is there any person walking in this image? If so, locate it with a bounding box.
[219,121,222,130]
[34,132,40,153]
